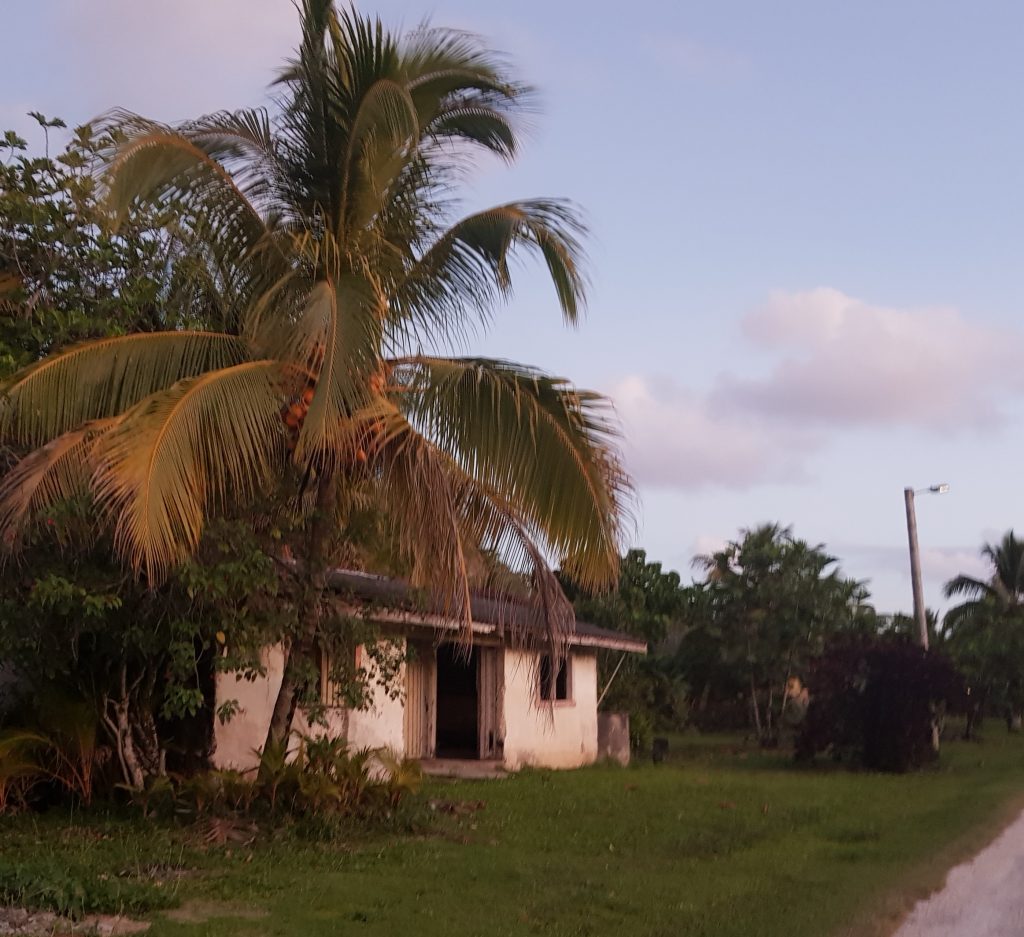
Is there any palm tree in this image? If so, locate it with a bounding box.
[944,531,1024,614]
[944,531,1024,732]
[0,1,630,749]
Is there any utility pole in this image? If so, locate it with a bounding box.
[904,486,929,650]
[904,483,949,753]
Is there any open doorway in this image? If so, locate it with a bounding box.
[435,644,479,758]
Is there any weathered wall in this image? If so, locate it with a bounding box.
[212,646,286,770]
[501,648,599,770]
[214,641,602,772]
[211,643,406,771]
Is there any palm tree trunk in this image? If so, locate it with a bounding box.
[263,472,337,753]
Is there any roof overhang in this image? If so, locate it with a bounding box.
[336,604,647,654]
[326,569,647,655]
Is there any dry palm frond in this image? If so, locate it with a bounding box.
[287,272,385,468]
[0,418,118,543]
[373,419,474,633]
[0,332,249,447]
[92,361,287,579]
[371,404,576,655]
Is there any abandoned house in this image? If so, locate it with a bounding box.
[212,569,646,772]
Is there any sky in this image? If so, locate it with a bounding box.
[5,0,1024,614]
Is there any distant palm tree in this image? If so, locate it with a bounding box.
[944,531,1024,620]
[0,1,629,746]
[944,531,1024,733]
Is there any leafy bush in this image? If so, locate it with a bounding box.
[0,730,48,813]
[36,696,102,806]
[166,735,422,829]
[796,637,964,772]
[0,857,176,920]
[269,736,421,821]
[0,695,109,812]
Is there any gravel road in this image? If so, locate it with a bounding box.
[894,807,1024,936]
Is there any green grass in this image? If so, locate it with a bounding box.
[3,732,1023,936]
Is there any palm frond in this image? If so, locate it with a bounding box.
[404,24,526,161]
[457,475,576,657]
[391,356,629,592]
[288,272,384,467]
[391,200,587,346]
[339,78,420,236]
[0,419,118,544]
[372,412,474,633]
[944,574,995,600]
[104,117,294,324]
[177,108,282,178]
[943,599,992,634]
[371,405,576,653]
[0,332,249,447]
[92,361,286,579]
[104,120,268,240]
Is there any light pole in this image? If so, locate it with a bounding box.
[903,483,950,650]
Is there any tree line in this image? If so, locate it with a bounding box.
[579,527,1024,757]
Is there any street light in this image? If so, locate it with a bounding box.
[903,483,950,650]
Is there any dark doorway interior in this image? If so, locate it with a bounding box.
[435,644,479,758]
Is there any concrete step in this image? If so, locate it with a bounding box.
[419,758,508,780]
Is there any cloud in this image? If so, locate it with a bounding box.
[609,288,1024,493]
[716,288,1024,430]
[55,0,299,122]
[610,374,818,490]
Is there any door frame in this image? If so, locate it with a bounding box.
[476,644,504,760]
[403,640,436,759]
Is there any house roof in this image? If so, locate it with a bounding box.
[324,568,648,655]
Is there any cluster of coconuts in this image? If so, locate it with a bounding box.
[280,368,389,463]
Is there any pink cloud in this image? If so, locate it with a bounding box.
[609,288,1024,493]
[716,288,1024,430]
[58,0,298,122]
[609,375,818,490]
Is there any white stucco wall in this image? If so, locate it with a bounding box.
[501,648,599,770]
[212,646,286,770]
[212,640,602,773]
[211,643,406,771]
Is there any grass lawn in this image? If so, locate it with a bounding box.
[2,732,1023,937]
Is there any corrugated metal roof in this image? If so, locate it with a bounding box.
[324,568,648,654]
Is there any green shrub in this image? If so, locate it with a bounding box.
[116,775,175,819]
[0,857,176,919]
[169,735,422,831]
[0,731,49,813]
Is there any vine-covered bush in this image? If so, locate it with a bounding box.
[796,637,964,772]
[0,728,421,829]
